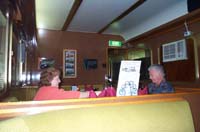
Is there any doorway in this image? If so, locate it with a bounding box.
[107,48,151,87]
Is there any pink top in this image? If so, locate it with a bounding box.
[33,86,80,101]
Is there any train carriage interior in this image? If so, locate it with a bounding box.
[0,0,200,132]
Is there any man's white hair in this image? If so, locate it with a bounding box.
[148,64,165,77]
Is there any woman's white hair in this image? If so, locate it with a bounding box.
[148,64,165,77]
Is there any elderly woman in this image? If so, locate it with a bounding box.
[34,67,88,101]
[147,64,174,94]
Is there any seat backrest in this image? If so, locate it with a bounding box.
[0,98,195,132]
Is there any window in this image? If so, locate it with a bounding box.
[162,39,187,62]
[0,10,8,92]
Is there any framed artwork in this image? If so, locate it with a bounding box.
[63,49,77,78]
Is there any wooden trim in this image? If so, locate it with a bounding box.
[62,0,82,31]
[98,0,146,34]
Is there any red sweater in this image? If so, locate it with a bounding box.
[33,86,80,101]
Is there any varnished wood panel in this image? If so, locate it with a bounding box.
[37,30,124,86]
[161,38,195,81]
[128,9,200,86]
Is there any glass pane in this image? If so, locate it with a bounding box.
[0,10,7,91]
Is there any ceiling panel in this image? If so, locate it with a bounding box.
[67,0,139,33]
[35,0,189,41]
[103,0,188,40]
[36,0,75,30]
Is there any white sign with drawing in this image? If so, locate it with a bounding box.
[117,60,141,96]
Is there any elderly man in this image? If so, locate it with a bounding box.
[147,64,174,94]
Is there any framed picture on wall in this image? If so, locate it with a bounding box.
[63,49,77,78]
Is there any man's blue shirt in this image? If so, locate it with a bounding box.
[148,81,174,94]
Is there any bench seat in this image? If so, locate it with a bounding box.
[0,97,195,132]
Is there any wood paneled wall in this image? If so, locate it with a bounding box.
[128,9,200,87]
[161,38,195,82]
[36,30,124,86]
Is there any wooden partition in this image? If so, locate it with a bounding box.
[0,88,200,131]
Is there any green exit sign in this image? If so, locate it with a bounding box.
[108,40,122,47]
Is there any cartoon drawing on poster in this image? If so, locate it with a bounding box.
[117,60,141,96]
[118,81,138,96]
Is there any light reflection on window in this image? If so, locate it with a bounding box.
[0,10,7,92]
